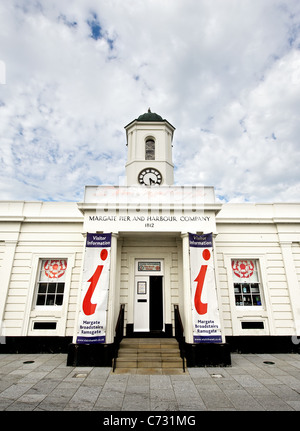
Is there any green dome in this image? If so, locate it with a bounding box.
[137,108,164,122]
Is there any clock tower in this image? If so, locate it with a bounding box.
[125,109,175,186]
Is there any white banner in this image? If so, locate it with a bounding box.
[189,233,222,343]
[76,233,111,344]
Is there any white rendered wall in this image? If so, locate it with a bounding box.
[0,200,300,342]
[215,203,300,338]
[0,201,84,338]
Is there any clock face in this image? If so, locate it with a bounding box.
[138,168,162,186]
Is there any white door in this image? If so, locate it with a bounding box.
[133,259,164,332]
[133,275,150,332]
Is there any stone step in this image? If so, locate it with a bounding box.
[114,338,185,372]
[113,368,186,375]
[120,342,179,350]
[118,353,181,359]
[120,344,178,349]
[116,358,183,368]
[118,350,180,357]
[117,353,182,360]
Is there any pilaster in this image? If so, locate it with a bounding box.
[280,241,300,335]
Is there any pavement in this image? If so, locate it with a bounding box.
[0,352,300,411]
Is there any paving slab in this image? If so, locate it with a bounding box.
[0,352,299,411]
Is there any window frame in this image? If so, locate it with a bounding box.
[223,253,273,336]
[23,253,75,337]
[145,137,155,161]
[231,259,263,308]
[34,259,68,308]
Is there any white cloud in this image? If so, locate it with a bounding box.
[0,0,300,202]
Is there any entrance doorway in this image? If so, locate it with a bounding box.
[133,260,164,333]
[150,276,163,331]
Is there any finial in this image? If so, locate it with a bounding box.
[148,107,151,113]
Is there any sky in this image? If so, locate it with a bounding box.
[1,0,300,203]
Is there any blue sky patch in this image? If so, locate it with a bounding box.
[88,13,102,40]
[87,12,115,49]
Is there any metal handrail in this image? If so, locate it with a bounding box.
[112,303,125,372]
[174,304,186,372]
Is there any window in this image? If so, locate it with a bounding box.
[231,259,262,306]
[145,138,155,160]
[35,259,67,306]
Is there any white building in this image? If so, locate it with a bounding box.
[0,110,299,367]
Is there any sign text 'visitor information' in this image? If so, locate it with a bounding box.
[189,233,222,343]
[76,233,111,344]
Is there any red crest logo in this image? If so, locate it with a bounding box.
[44,260,67,279]
[232,260,254,278]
